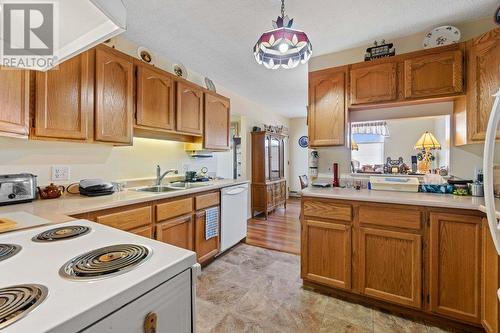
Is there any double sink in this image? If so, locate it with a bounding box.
[134,181,210,193]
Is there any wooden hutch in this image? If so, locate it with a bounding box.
[251,131,286,219]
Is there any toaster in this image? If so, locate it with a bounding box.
[0,174,37,205]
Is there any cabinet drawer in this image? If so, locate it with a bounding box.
[96,206,152,231]
[195,192,220,210]
[156,198,193,221]
[359,205,422,230]
[303,200,352,222]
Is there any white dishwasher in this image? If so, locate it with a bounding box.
[220,183,249,253]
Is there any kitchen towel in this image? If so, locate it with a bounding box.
[205,207,219,240]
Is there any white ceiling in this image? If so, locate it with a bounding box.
[122,0,497,118]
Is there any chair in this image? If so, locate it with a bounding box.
[299,175,309,190]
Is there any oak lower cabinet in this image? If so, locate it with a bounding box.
[135,60,175,131]
[301,219,352,290]
[176,80,203,136]
[350,62,398,105]
[358,227,422,308]
[429,212,482,324]
[204,92,230,150]
[0,67,29,138]
[94,45,134,145]
[403,49,463,99]
[156,214,194,251]
[482,218,500,333]
[130,225,154,238]
[195,207,219,264]
[33,51,92,141]
[308,67,347,147]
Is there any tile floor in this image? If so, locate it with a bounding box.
[197,243,454,333]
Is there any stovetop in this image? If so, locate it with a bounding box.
[0,220,196,333]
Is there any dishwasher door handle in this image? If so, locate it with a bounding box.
[224,188,247,195]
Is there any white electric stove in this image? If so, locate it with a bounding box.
[0,219,198,333]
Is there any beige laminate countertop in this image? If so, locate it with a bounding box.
[0,179,250,223]
[302,187,500,213]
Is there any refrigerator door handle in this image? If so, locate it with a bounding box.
[484,88,500,255]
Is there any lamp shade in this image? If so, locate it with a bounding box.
[414,131,441,150]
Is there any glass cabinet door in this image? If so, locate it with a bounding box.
[270,136,281,180]
[279,137,285,179]
[265,135,270,180]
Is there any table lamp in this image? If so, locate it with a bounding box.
[414,131,441,173]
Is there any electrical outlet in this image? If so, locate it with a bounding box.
[51,166,70,181]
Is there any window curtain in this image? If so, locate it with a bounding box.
[351,121,390,137]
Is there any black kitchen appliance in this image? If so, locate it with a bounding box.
[78,179,114,197]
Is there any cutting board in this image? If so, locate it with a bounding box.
[0,212,51,233]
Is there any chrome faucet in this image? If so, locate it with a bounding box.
[155,165,178,185]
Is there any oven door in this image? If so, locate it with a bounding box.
[82,268,195,333]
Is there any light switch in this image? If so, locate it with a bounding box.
[51,166,70,181]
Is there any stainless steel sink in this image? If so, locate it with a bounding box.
[134,186,181,193]
[167,182,210,189]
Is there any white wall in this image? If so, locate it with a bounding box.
[288,117,308,194]
[0,35,289,189]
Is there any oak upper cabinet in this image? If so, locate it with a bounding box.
[0,67,29,138]
[308,67,346,147]
[135,61,175,131]
[350,62,398,105]
[429,212,482,323]
[302,219,352,290]
[94,45,134,145]
[403,49,463,99]
[358,227,422,308]
[156,214,194,251]
[176,80,203,136]
[465,27,500,142]
[482,219,500,333]
[34,51,92,140]
[204,92,230,150]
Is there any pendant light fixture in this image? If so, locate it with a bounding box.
[254,0,312,69]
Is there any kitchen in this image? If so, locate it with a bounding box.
[1,1,500,332]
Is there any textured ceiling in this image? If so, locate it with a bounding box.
[122,0,497,118]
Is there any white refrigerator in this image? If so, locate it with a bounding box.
[484,88,500,300]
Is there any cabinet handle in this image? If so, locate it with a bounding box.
[144,312,157,333]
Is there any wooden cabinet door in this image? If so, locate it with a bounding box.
[403,50,463,99]
[308,68,346,147]
[136,63,174,131]
[176,81,203,136]
[429,213,482,323]
[280,181,287,201]
[466,27,500,142]
[156,214,194,251]
[35,51,92,140]
[350,62,398,104]
[0,68,29,137]
[129,225,153,239]
[195,207,219,264]
[482,218,500,333]
[266,184,274,208]
[302,219,351,290]
[95,46,134,144]
[359,227,422,308]
[204,93,230,150]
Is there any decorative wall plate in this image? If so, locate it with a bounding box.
[173,63,188,79]
[423,26,461,48]
[205,77,216,92]
[137,47,153,64]
[298,136,309,148]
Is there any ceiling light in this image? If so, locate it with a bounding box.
[254,0,312,70]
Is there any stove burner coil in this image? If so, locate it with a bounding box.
[0,284,48,330]
[0,244,21,263]
[60,244,151,280]
[32,225,90,242]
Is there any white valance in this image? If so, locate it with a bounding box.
[351,121,390,137]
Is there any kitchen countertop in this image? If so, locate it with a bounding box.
[0,179,249,222]
[302,187,500,213]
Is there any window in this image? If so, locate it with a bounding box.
[351,134,385,165]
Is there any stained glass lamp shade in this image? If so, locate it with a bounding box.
[254,0,312,69]
[414,132,441,150]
